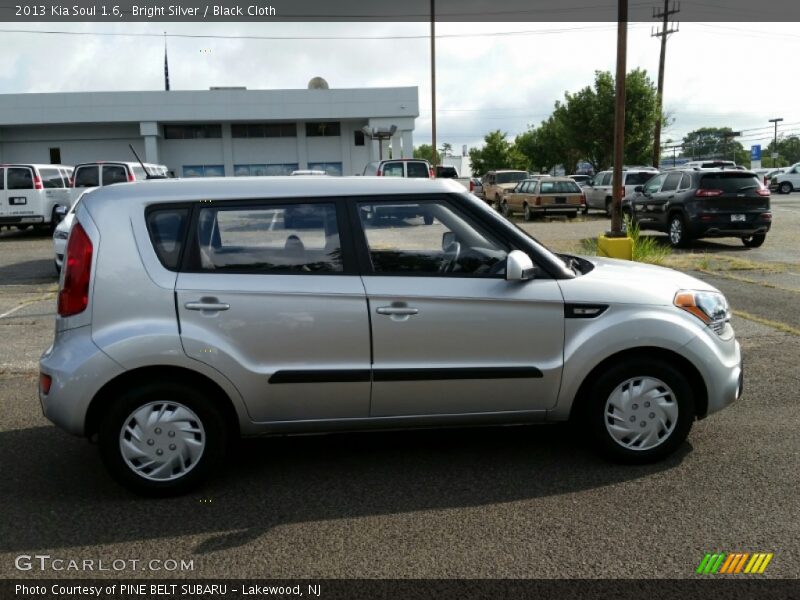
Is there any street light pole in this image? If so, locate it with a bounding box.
[609,0,627,236]
[769,117,783,168]
[430,0,437,167]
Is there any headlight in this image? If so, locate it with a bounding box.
[53,230,69,240]
[674,290,730,335]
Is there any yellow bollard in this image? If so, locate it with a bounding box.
[597,235,633,260]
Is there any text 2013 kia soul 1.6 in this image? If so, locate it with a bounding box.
[40,177,742,495]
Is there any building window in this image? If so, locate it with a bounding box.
[354,130,365,146]
[308,162,343,176]
[306,122,341,137]
[164,124,222,139]
[49,147,61,164]
[234,163,298,176]
[183,165,225,178]
[231,123,296,138]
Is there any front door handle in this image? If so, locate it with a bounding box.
[376,306,419,316]
[185,301,230,312]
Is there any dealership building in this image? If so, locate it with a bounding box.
[0,82,419,177]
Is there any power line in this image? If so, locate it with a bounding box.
[0,23,643,42]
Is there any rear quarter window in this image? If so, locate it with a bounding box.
[7,167,33,190]
[407,162,430,178]
[146,208,190,270]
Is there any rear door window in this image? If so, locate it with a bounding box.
[102,165,128,185]
[39,167,65,188]
[406,162,429,178]
[601,172,613,186]
[192,203,344,273]
[644,174,666,194]
[7,167,33,190]
[74,166,99,188]
[0,168,4,190]
[625,172,656,186]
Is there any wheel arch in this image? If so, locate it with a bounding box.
[85,365,242,439]
[568,346,709,423]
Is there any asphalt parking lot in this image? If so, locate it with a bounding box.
[1,195,799,579]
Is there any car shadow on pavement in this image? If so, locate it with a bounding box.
[0,258,58,285]
[0,423,689,555]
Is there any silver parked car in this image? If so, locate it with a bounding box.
[40,177,742,495]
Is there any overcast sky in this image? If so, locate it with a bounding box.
[1,21,798,154]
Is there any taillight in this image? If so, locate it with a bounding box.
[33,175,43,190]
[756,187,770,196]
[695,189,723,197]
[39,373,52,395]
[580,194,586,206]
[58,223,93,317]
[68,178,74,187]
[127,170,135,182]
[429,168,435,178]
[376,170,382,177]
[469,180,474,191]
[760,212,772,221]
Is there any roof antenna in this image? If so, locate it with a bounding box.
[129,144,166,179]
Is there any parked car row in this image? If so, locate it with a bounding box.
[0,160,167,233]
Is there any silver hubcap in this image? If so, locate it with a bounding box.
[604,376,678,451]
[669,219,682,244]
[119,401,205,481]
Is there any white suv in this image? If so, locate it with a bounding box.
[40,177,742,495]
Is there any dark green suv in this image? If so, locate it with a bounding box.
[624,169,772,248]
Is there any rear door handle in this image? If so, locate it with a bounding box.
[185,301,230,312]
[376,306,419,316]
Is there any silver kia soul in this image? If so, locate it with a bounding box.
[40,177,742,495]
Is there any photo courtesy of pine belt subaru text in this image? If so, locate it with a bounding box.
[39,176,743,495]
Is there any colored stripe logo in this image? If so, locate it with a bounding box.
[696,552,773,574]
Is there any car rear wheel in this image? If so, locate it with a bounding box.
[500,200,510,217]
[742,234,766,248]
[586,358,695,463]
[523,203,533,222]
[98,382,227,496]
[779,182,793,194]
[668,214,690,248]
[494,196,503,211]
[605,198,613,217]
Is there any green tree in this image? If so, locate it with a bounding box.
[413,144,437,163]
[681,127,745,162]
[513,69,663,173]
[468,130,514,176]
[440,142,453,157]
[764,135,800,166]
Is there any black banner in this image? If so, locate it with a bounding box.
[3,579,800,600]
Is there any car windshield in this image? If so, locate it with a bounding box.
[496,172,527,184]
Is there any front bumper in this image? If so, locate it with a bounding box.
[681,332,742,417]
[0,216,44,225]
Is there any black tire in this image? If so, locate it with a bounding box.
[15,225,32,231]
[604,198,613,217]
[668,213,690,248]
[500,200,510,218]
[523,203,533,222]
[585,357,695,464]
[566,211,577,219]
[423,213,434,225]
[779,182,793,195]
[581,205,589,215]
[494,196,503,211]
[742,234,766,248]
[98,382,228,496]
[54,260,61,274]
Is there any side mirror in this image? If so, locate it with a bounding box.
[634,185,643,193]
[506,250,535,281]
[55,205,68,217]
[442,231,455,251]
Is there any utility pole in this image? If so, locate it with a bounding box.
[651,1,680,168]
[609,0,628,235]
[430,0,437,167]
[769,117,783,168]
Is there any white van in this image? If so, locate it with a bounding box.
[0,164,73,231]
[72,161,168,201]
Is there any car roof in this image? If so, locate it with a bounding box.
[80,176,469,208]
[74,161,165,168]
[0,163,71,168]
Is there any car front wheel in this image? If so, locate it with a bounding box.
[523,203,533,222]
[587,359,695,463]
[779,182,793,194]
[742,234,766,248]
[668,214,690,248]
[98,382,227,496]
